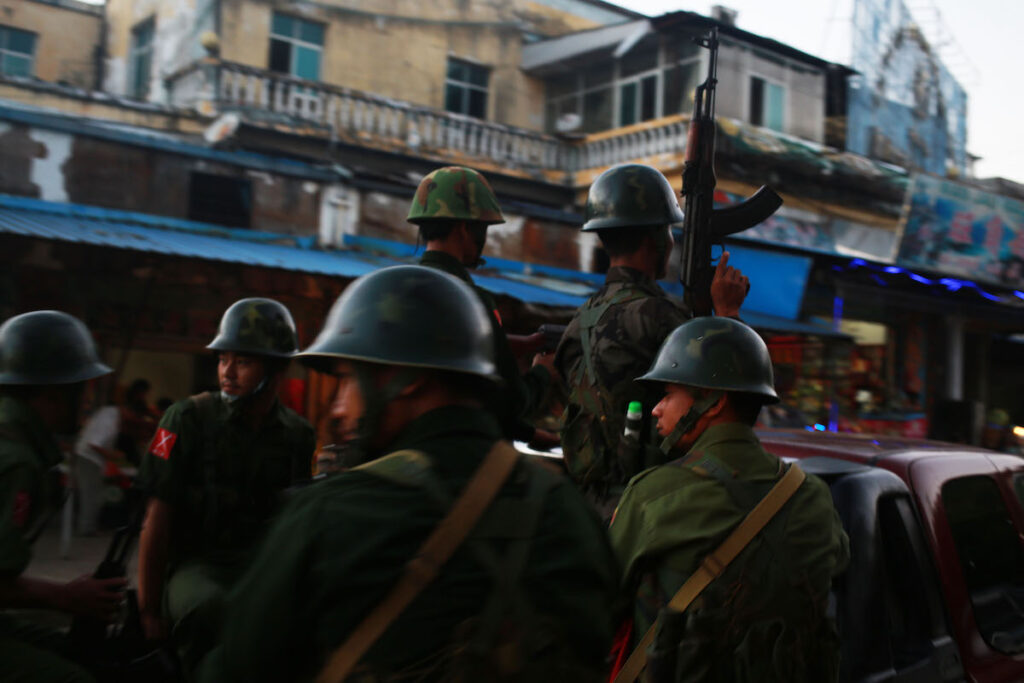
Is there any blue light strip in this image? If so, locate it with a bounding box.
[836,259,1018,304]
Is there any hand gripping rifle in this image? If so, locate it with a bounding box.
[69,489,180,682]
[679,28,783,316]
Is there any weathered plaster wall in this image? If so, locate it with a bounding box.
[104,0,215,101]
[218,0,610,131]
[0,0,101,87]
[0,124,321,234]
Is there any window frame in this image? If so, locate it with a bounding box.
[128,17,155,100]
[544,35,702,134]
[748,73,787,132]
[444,57,490,119]
[268,11,324,81]
[0,24,37,78]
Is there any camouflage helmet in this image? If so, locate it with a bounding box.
[0,310,112,385]
[639,317,779,403]
[583,163,685,231]
[207,298,299,358]
[407,166,505,226]
[297,265,499,382]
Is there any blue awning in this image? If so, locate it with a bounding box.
[0,195,587,308]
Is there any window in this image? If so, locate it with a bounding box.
[269,12,323,80]
[943,476,1024,654]
[0,25,36,78]
[750,76,785,131]
[445,58,489,119]
[188,173,252,228]
[129,18,155,99]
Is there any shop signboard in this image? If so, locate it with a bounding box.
[897,174,1024,288]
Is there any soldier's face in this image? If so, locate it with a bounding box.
[218,352,266,397]
[653,227,673,280]
[652,384,708,451]
[329,360,365,444]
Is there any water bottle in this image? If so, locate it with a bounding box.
[623,401,643,439]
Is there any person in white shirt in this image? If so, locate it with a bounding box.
[73,404,121,535]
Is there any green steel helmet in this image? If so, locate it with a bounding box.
[207,298,299,358]
[407,166,505,226]
[639,317,779,403]
[583,163,685,232]
[297,265,499,382]
[0,310,112,385]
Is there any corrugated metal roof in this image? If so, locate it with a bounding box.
[0,195,589,308]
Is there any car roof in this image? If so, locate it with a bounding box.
[756,428,1007,479]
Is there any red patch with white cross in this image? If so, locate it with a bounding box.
[13,491,30,528]
[150,428,178,460]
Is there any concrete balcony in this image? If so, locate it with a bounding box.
[165,59,570,180]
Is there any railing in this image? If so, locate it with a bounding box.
[165,60,694,179]
[167,59,567,171]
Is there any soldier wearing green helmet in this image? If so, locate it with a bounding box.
[199,266,618,682]
[609,317,849,683]
[555,163,751,518]
[409,166,558,447]
[0,310,123,683]
[136,297,314,677]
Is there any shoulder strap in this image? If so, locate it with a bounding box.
[613,463,807,683]
[315,440,521,683]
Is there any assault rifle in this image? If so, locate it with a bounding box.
[69,490,179,682]
[680,28,783,316]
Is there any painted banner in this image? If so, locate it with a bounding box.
[897,174,1024,288]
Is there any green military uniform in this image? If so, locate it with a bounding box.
[0,396,94,683]
[555,266,689,508]
[200,405,619,683]
[420,249,551,441]
[138,391,314,673]
[611,424,849,682]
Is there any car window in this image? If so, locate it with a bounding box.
[943,475,1024,654]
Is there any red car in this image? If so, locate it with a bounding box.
[760,430,1024,683]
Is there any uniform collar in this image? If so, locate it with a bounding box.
[420,250,473,284]
[688,422,760,452]
[387,405,500,452]
[0,396,64,469]
[218,391,290,428]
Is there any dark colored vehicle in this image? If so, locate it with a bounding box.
[759,430,1024,683]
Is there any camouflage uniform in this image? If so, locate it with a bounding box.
[555,268,689,510]
[411,167,552,442]
[555,164,691,516]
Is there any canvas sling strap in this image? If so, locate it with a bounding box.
[612,462,807,683]
[315,440,521,683]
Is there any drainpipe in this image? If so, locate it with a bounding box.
[94,3,108,91]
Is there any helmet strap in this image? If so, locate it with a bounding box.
[659,390,723,455]
[346,364,419,466]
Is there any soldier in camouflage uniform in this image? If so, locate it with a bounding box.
[136,298,315,678]
[0,311,122,683]
[199,266,618,682]
[555,164,749,517]
[609,317,849,682]
[409,166,556,445]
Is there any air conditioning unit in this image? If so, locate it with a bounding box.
[555,112,581,133]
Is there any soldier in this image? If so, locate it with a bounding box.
[409,165,557,445]
[555,163,749,517]
[199,266,618,682]
[609,317,849,683]
[136,298,315,677]
[0,311,123,682]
